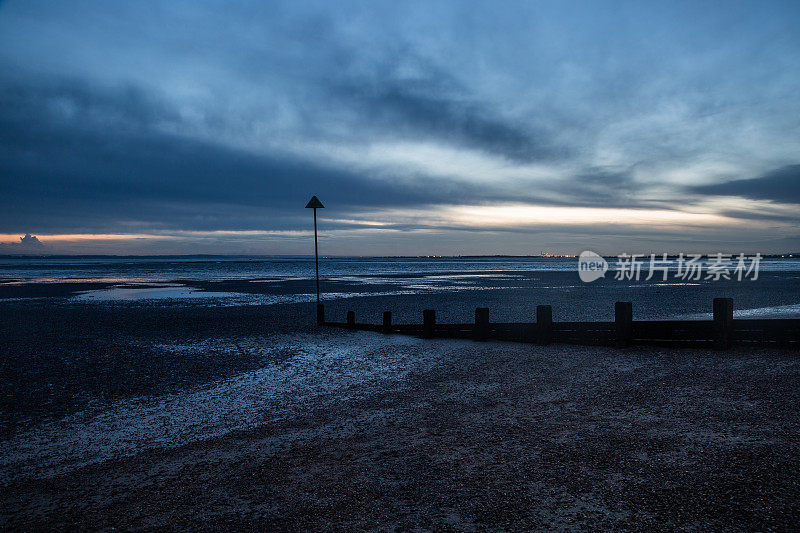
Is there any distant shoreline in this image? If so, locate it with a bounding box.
[1,253,799,259]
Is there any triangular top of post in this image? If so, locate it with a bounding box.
[305,195,324,208]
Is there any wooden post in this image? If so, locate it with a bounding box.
[536,305,552,345]
[316,303,325,326]
[474,307,489,341]
[713,298,733,349]
[615,301,633,348]
[347,310,355,329]
[423,309,436,338]
[382,311,392,334]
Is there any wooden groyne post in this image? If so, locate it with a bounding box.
[474,307,490,341]
[317,303,325,326]
[423,309,436,338]
[615,301,633,347]
[323,298,797,348]
[536,305,552,345]
[713,297,734,349]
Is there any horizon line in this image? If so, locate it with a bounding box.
[1,253,798,259]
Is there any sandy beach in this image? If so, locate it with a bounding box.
[2,294,799,530]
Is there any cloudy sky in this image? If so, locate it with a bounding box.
[1,0,799,255]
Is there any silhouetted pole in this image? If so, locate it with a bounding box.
[305,196,325,324]
[314,208,319,303]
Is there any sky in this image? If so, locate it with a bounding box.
[1,0,799,256]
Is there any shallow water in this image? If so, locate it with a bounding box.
[2,255,798,285]
[2,256,799,320]
[73,284,240,301]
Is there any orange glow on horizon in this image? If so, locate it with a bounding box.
[0,233,163,243]
[0,230,313,244]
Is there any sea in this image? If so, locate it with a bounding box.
[1,254,800,319]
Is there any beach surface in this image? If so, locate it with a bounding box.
[2,295,799,530]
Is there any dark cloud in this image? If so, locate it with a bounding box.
[0,73,643,234]
[718,209,800,223]
[691,164,800,204]
[0,75,528,233]
[332,78,567,162]
[555,169,641,208]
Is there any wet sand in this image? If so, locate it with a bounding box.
[1,288,799,530]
